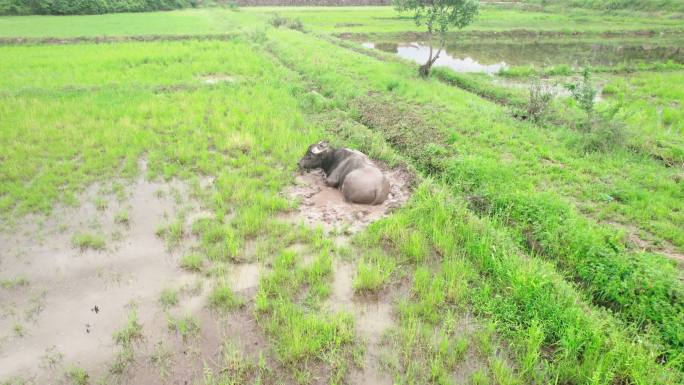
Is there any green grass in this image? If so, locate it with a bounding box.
[255,250,356,382]
[2,5,683,384]
[71,233,106,251]
[64,367,89,385]
[263,28,684,361]
[110,308,144,376]
[13,323,25,337]
[167,314,200,341]
[352,251,395,293]
[1,5,681,39]
[208,283,243,311]
[114,209,129,225]
[602,71,684,166]
[0,8,253,37]
[113,308,144,347]
[245,5,684,33]
[179,253,204,271]
[159,288,179,309]
[0,276,29,289]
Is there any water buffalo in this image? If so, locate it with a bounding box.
[297,141,390,205]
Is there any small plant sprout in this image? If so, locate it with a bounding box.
[180,254,203,271]
[565,67,598,124]
[159,288,179,309]
[65,367,89,385]
[0,276,29,289]
[71,233,106,251]
[167,314,200,341]
[208,283,243,311]
[114,209,130,225]
[94,197,108,211]
[13,323,26,337]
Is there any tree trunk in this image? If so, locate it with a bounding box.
[418,37,446,78]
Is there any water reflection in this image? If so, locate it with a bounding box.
[364,41,507,74]
[362,39,684,74]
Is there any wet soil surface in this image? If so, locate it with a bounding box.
[326,260,396,385]
[283,165,413,233]
[1,160,413,384]
[0,176,227,384]
[604,220,684,266]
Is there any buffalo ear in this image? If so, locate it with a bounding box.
[311,140,329,154]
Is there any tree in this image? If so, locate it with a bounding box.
[394,0,479,77]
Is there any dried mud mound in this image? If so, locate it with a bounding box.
[283,165,413,232]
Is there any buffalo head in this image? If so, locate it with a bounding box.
[297,140,330,170]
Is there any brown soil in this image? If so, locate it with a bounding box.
[282,165,413,233]
[604,220,684,266]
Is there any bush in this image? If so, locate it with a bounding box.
[0,0,32,14]
[565,67,597,120]
[527,75,555,123]
[578,119,626,153]
[268,14,304,32]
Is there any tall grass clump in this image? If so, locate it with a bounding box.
[362,184,681,383]
[268,14,304,32]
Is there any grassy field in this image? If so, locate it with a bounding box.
[1,4,683,385]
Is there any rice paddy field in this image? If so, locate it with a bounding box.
[1,3,683,385]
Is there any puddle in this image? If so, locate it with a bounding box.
[328,260,395,385]
[494,77,605,103]
[227,263,261,293]
[0,176,203,382]
[364,41,507,74]
[283,165,413,233]
[362,39,684,74]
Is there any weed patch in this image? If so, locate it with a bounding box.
[208,283,243,311]
[71,233,105,251]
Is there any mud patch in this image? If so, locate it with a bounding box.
[0,175,205,383]
[605,220,684,266]
[283,166,413,233]
[228,262,261,293]
[126,303,278,385]
[327,261,395,385]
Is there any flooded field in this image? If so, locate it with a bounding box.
[362,38,684,73]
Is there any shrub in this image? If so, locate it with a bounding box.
[578,119,626,153]
[527,75,554,123]
[565,67,597,121]
[268,14,304,32]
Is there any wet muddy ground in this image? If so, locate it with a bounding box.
[1,160,414,384]
[283,165,414,233]
[0,176,205,383]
